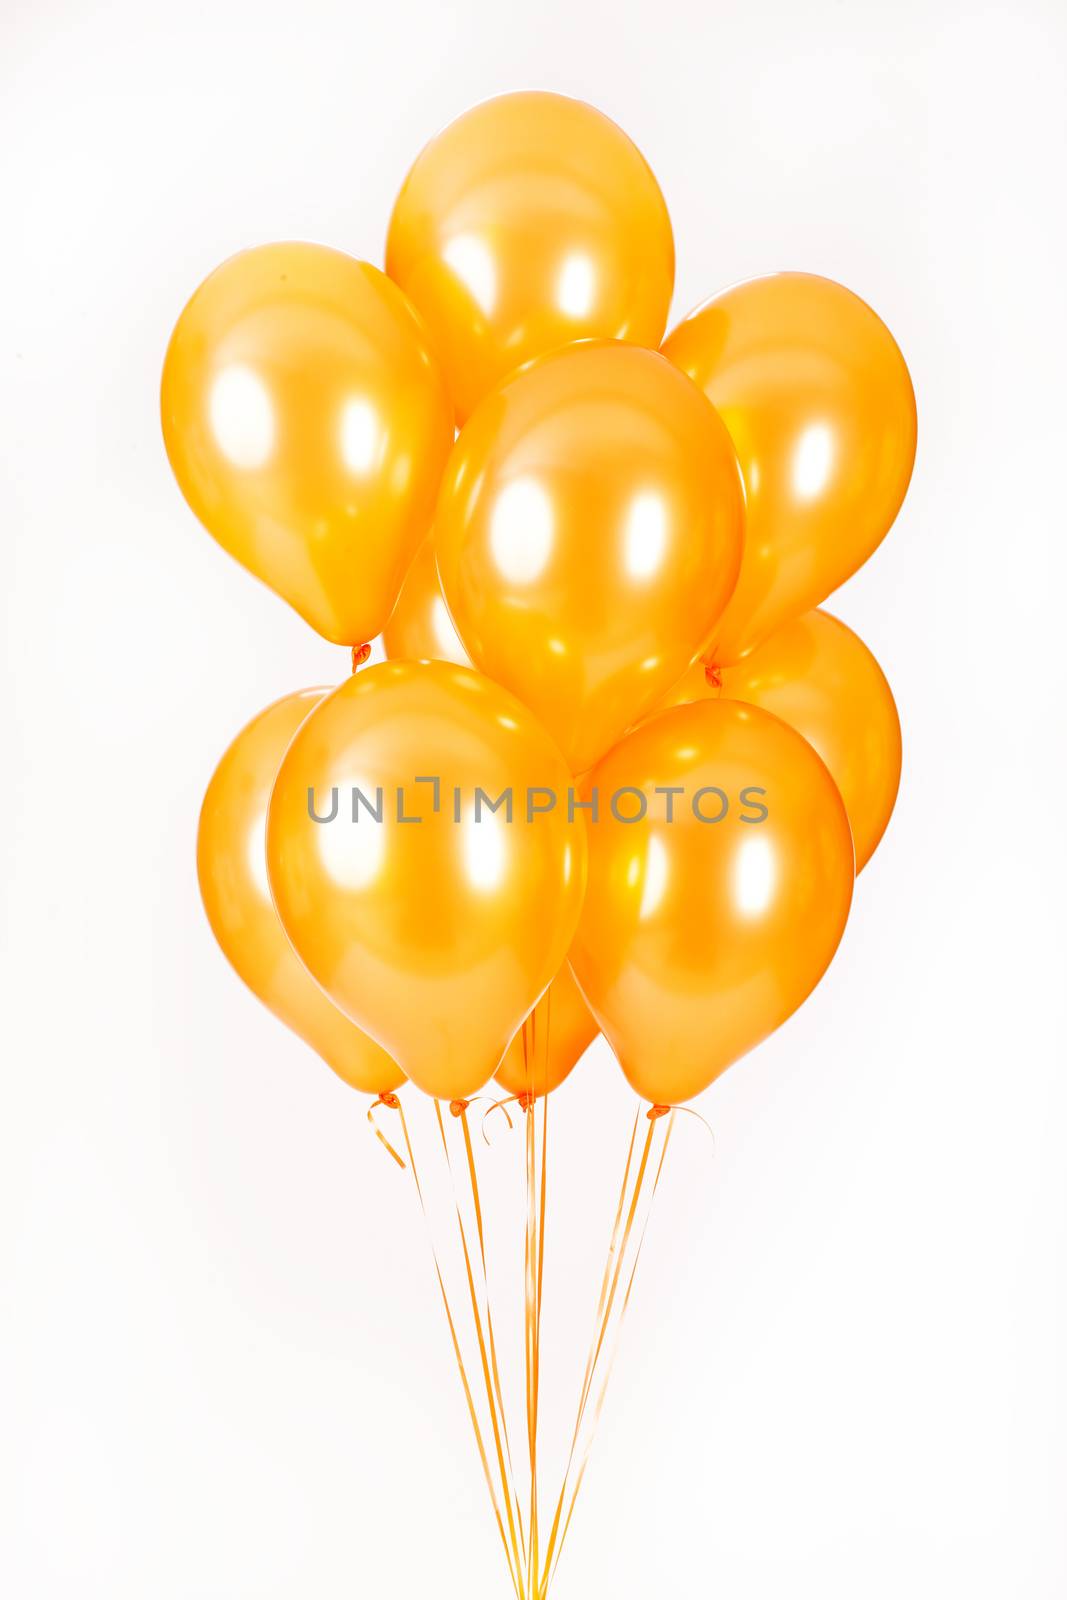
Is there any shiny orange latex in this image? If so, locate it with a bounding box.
[662,273,916,664]
[197,690,404,1097]
[656,609,902,872]
[494,964,598,1100]
[266,661,587,1102]
[162,242,453,644]
[435,342,745,776]
[386,91,675,422]
[569,699,854,1105]
[382,535,471,666]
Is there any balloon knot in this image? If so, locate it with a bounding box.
[449,1098,469,1118]
[647,1103,673,1121]
[351,643,371,672]
[703,662,723,690]
[376,1091,400,1111]
[518,1092,534,1114]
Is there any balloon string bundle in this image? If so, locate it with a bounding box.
[372,1091,527,1597]
[437,1098,528,1593]
[541,1108,675,1592]
[370,1024,676,1600]
[521,1006,550,1599]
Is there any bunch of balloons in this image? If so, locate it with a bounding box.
[165,91,915,1597]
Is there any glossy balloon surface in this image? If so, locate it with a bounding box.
[657,609,902,872]
[387,91,675,421]
[266,662,587,1101]
[495,965,598,1100]
[570,700,854,1105]
[197,690,404,1096]
[162,242,453,643]
[436,342,745,775]
[662,272,916,663]
[383,535,471,666]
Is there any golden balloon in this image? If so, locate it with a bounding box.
[266,661,588,1102]
[197,690,404,1096]
[662,272,917,664]
[387,91,675,422]
[657,609,902,872]
[162,242,454,644]
[383,535,471,666]
[495,964,599,1100]
[570,699,855,1105]
[436,341,745,775]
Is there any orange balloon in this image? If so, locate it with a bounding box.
[197,690,404,1097]
[569,700,854,1105]
[383,535,471,666]
[662,273,917,664]
[655,609,902,871]
[386,91,675,422]
[436,342,745,775]
[162,242,453,644]
[495,965,599,1100]
[266,661,587,1102]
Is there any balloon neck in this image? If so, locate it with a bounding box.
[518,1091,535,1114]
[351,642,371,672]
[702,661,723,690]
[647,1103,673,1121]
[374,1090,401,1110]
[448,1098,470,1118]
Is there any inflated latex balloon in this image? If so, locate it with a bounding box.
[495,965,598,1100]
[198,691,404,1097]
[386,91,675,422]
[436,342,745,775]
[383,535,471,666]
[569,699,854,1105]
[662,273,916,664]
[267,661,587,1102]
[162,242,453,644]
[655,610,902,872]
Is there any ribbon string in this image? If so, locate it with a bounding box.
[459,1102,529,1572]
[375,1094,524,1600]
[543,1110,675,1596]
[539,1109,640,1587]
[367,1093,406,1167]
[521,990,554,1599]
[435,1100,528,1596]
[369,1031,675,1600]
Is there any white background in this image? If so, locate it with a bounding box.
[2,1,1066,1595]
